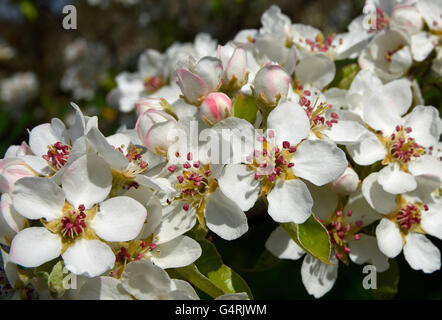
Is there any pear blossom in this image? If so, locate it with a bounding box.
[363,172,442,273]
[9,154,147,277]
[199,92,233,126]
[218,102,347,225]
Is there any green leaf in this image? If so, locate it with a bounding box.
[186,226,253,299]
[372,259,399,300]
[34,258,59,283]
[281,214,331,264]
[233,93,258,125]
[47,261,65,294]
[246,249,281,272]
[328,63,360,90]
[168,264,225,299]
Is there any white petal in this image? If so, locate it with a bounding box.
[348,234,389,272]
[361,172,396,214]
[217,164,259,212]
[194,57,223,92]
[301,254,338,299]
[346,132,386,166]
[404,105,442,148]
[381,78,412,116]
[267,179,313,224]
[205,189,248,240]
[171,279,200,300]
[363,94,401,135]
[411,32,437,62]
[375,218,403,258]
[296,53,335,89]
[150,235,202,269]
[62,238,115,278]
[324,120,367,145]
[121,260,173,300]
[62,154,112,209]
[408,155,442,181]
[421,198,442,240]
[76,276,131,300]
[292,140,347,186]
[9,227,61,268]
[345,187,382,227]
[175,69,208,104]
[12,177,64,221]
[29,123,63,157]
[267,101,310,147]
[86,127,129,172]
[154,202,197,244]
[91,196,147,242]
[265,226,305,260]
[403,233,441,273]
[377,164,417,194]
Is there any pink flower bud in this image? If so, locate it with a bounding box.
[253,64,290,106]
[136,109,178,156]
[200,92,232,125]
[0,158,36,193]
[329,167,359,195]
[225,47,247,85]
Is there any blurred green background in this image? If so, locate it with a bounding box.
[0,0,441,299]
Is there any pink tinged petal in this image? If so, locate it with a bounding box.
[86,127,129,172]
[292,140,347,186]
[0,193,25,245]
[377,164,417,194]
[421,199,442,240]
[301,254,338,299]
[404,105,442,148]
[193,56,223,92]
[253,64,290,104]
[267,179,313,224]
[200,92,232,125]
[361,172,396,214]
[12,177,65,221]
[9,227,61,268]
[267,101,310,147]
[62,154,112,210]
[204,189,248,241]
[296,53,336,89]
[346,132,386,166]
[20,155,51,176]
[91,196,147,242]
[403,233,441,273]
[175,68,209,104]
[265,226,305,260]
[143,121,179,155]
[150,235,202,269]
[348,234,390,272]
[226,47,247,83]
[62,238,115,278]
[376,218,403,258]
[217,164,260,212]
[76,276,131,300]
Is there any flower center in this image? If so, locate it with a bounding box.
[395,200,427,233]
[111,237,159,278]
[60,204,87,239]
[304,33,334,53]
[42,142,71,171]
[171,153,218,222]
[247,135,296,196]
[379,125,425,170]
[321,208,363,262]
[144,76,165,93]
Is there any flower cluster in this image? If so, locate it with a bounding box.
[0,1,441,300]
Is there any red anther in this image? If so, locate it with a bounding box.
[289,146,297,153]
[354,234,360,240]
[168,165,177,173]
[177,176,184,183]
[405,127,412,133]
[347,209,352,217]
[282,141,290,149]
[288,162,294,168]
[330,112,339,119]
[183,162,191,169]
[183,203,190,211]
[193,161,200,168]
[187,152,193,161]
